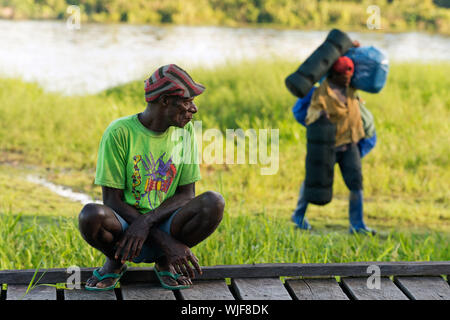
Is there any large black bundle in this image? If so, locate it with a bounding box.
[285,29,353,98]
[304,115,336,205]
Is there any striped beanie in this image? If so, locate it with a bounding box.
[144,64,205,103]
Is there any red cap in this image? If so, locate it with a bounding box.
[332,56,354,76]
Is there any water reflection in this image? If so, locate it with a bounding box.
[0,20,448,95]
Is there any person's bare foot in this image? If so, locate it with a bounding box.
[85,258,126,289]
[154,256,192,287]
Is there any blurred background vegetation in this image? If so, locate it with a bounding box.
[0,0,449,34]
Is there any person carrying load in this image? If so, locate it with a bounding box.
[291,52,376,235]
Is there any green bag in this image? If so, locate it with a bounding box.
[357,96,376,138]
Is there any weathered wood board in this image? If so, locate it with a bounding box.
[64,288,117,300]
[6,284,57,300]
[121,283,176,300]
[341,277,408,300]
[179,280,235,300]
[395,276,450,300]
[231,278,292,300]
[286,278,349,300]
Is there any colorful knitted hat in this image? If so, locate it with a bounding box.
[144,64,205,103]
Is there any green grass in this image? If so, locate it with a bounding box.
[0,60,449,270]
[1,207,448,271]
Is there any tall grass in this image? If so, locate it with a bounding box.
[1,206,448,271]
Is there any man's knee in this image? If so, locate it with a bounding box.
[199,191,225,224]
[79,203,105,226]
[78,203,111,241]
[78,203,121,254]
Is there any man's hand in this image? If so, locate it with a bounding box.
[352,40,361,47]
[163,239,202,279]
[114,215,153,263]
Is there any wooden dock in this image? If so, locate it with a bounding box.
[1,261,449,300]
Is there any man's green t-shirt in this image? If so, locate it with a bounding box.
[95,114,201,213]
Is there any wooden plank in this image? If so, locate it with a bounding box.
[121,283,176,300]
[197,261,450,280]
[1,262,449,284]
[286,278,349,300]
[63,288,117,300]
[6,284,57,300]
[395,276,450,300]
[179,280,235,300]
[341,277,408,300]
[231,278,292,300]
[0,267,97,285]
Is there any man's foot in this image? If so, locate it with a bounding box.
[85,259,126,289]
[291,214,312,230]
[154,256,192,288]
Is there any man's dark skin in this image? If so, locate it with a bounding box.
[319,71,352,119]
[79,95,225,289]
[328,70,352,100]
[323,40,360,115]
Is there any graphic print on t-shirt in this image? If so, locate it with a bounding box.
[131,152,177,210]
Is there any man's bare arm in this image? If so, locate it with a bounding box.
[101,186,141,224]
[145,183,195,226]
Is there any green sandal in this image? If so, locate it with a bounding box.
[85,264,128,291]
[154,269,190,290]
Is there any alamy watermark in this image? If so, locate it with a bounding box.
[366,5,382,30]
[66,5,81,30]
[66,265,81,289]
[366,265,381,289]
[171,121,279,175]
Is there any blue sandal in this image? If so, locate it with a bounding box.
[85,264,128,291]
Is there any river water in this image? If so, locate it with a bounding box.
[0,20,449,95]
